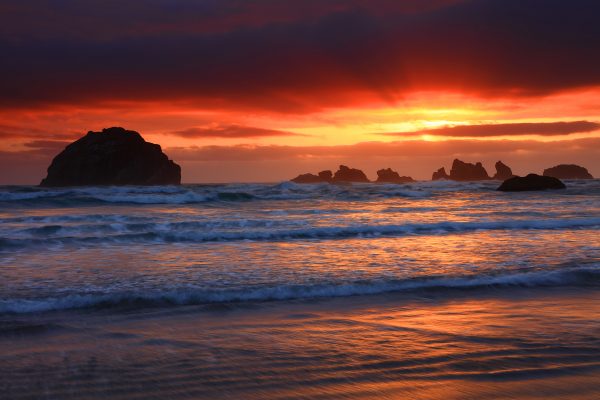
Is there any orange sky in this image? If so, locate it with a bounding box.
[1,0,599,183]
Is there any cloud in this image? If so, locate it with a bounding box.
[170,124,303,138]
[384,121,600,138]
[0,124,79,140]
[167,137,600,162]
[22,140,71,154]
[1,0,599,112]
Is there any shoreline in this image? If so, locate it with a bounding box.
[2,286,599,399]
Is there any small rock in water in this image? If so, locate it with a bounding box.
[497,174,566,192]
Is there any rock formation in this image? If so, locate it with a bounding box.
[543,164,593,179]
[40,127,181,187]
[432,167,450,180]
[449,159,490,181]
[332,165,370,183]
[290,173,323,184]
[318,170,333,182]
[291,170,333,184]
[375,168,415,183]
[497,174,566,192]
[431,159,490,181]
[493,161,514,180]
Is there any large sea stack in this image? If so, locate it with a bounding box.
[543,164,593,179]
[40,127,181,186]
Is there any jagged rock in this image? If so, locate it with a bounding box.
[291,173,323,183]
[318,170,333,182]
[332,165,369,183]
[543,164,593,179]
[291,170,333,184]
[376,168,415,183]
[40,127,180,187]
[493,161,514,180]
[432,167,450,180]
[497,174,566,191]
[449,159,490,181]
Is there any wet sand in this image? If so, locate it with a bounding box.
[1,286,599,399]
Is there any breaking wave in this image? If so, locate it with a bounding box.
[1,266,597,314]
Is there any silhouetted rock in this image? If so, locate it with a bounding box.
[497,174,566,191]
[333,165,369,183]
[291,170,333,184]
[449,159,490,181]
[376,168,415,183]
[318,170,333,182]
[432,167,449,180]
[291,173,323,183]
[493,161,514,180]
[543,164,593,179]
[40,127,181,187]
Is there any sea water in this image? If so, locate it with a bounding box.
[0,180,598,398]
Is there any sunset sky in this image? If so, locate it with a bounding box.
[1,0,599,183]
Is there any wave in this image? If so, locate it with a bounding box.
[2,180,599,206]
[0,182,464,205]
[3,217,599,249]
[1,266,597,314]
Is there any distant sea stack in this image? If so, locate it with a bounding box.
[291,170,332,184]
[492,161,514,180]
[497,174,566,192]
[375,168,415,183]
[449,159,490,181]
[431,159,490,181]
[432,167,450,180]
[543,164,593,179]
[40,127,181,187]
[332,165,369,183]
[291,165,370,184]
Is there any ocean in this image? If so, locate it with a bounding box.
[1,180,599,399]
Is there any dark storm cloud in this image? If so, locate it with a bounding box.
[171,124,303,138]
[1,0,600,112]
[384,121,600,138]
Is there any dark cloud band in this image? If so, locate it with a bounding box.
[1,0,599,112]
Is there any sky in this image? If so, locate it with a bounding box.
[1,0,599,184]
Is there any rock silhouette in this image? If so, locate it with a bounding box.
[332,165,369,183]
[318,170,333,182]
[432,167,450,180]
[375,168,415,183]
[290,173,323,184]
[543,164,593,179]
[449,159,490,181]
[40,127,181,187]
[431,159,490,181]
[291,170,333,184]
[493,161,514,180]
[497,174,566,191]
